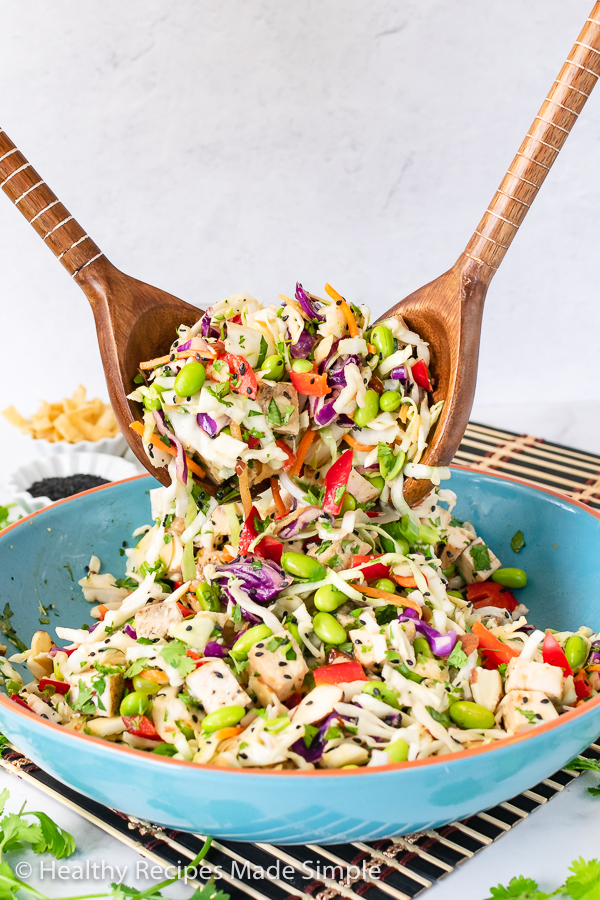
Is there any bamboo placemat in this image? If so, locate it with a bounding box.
[2,421,600,899]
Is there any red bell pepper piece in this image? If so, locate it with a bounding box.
[289,368,329,397]
[411,359,433,391]
[471,621,520,668]
[284,692,303,710]
[254,535,284,564]
[172,582,183,590]
[314,660,368,685]
[38,678,70,695]
[323,449,353,515]
[275,439,296,471]
[542,632,573,677]
[10,694,31,710]
[247,435,261,450]
[218,352,257,400]
[238,506,261,555]
[574,669,592,700]
[466,582,518,612]
[122,715,161,740]
[176,602,196,619]
[352,554,392,581]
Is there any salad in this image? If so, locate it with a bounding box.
[1,286,597,770]
[125,283,447,506]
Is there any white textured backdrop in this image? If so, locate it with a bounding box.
[1,1,599,447]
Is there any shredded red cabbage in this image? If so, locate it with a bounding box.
[295,283,325,321]
[278,508,333,539]
[214,557,291,603]
[123,624,137,640]
[196,412,228,437]
[400,615,457,657]
[290,327,317,359]
[290,711,341,763]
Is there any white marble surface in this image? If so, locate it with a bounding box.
[1,1,600,895]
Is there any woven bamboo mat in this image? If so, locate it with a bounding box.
[2,420,600,899]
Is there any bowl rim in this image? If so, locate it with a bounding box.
[1,463,599,778]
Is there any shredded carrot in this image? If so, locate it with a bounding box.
[96,605,108,620]
[290,429,316,477]
[587,664,600,672]
[139,348,216,370]
[324,283,358,338]
[235,460,252,519]
[400,405,409,424]
[351,583,422,617]
[139,668,170,684]
[214,726,244,741]
[275,439,296,471]
[367,343,376,354]
[129,421,208,480]
[342,434,377,453]
[270,477,288,517]
[393,574,418,588]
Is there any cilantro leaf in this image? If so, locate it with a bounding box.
[586,783,600,797]
[256,335,268,369]
[518,708,540,725]
[123,657,151,679]
[29,810,77,859]
[68,680,96,715]
[470,543,492,573]
[565,757,600,773]
[484,874,554,900]
[160,640,196,678]
[0,604,27,653]
[303,724,319,748]
[563,857,600,900]
[511,530,525,554]
[447,644,468,668]
[267,397,282,426]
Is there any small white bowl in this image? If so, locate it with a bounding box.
[24,433,127,457]
[8,453,141,514]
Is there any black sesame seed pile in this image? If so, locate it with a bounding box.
[27,474,110,501]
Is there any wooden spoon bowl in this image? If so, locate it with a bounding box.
[2,4,600,504]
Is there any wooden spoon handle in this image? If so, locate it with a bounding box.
[0,129,104,279]
[465,3,600,274]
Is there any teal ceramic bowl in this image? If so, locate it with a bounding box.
[0,466,599,844]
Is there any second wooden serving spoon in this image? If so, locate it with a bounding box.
[1,3,600,504]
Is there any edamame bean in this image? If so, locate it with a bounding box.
[132,675,161,695]
[380,522,410,555]
[143,393,162,411]
[313,612,347,645]
[491,568,527,589]
[285,620,302,646]
[196,583,221,612]
[413,637,434,658]
[353,390,379,428]
[230,624,273,660]
[371,325,394,360]
[120,691,151,718]
[314,585,347,612]
[387,738,409,762]
[449,701,495,730]
[379,391,402,413]
[281,552,327,582]
[340,493,357,513]
[202,705,245,733]
[174,361,206,397]
[442,563,456,577]
[564,634,588,671]
[291,359,313,373]
[447,589,464,600]
[366,474,385,494]
[372,578,396,594]
[362,681,400,709]
[230,625,273,659]
[260,355,285,381]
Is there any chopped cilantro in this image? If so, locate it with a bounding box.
[511,530,525,553]
[447,644,468,668]
[470,543,492,573]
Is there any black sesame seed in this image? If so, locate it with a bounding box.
[240,363,246,375]
[283,674,292,679]
[278,661,287,667]
[247,387,252,394]
[256,643,264,649]
[541,698,550,704]
[255,652,264,657]
[186,625,193,631]
[215,672,224,679]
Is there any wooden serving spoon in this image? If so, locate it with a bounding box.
[1,5,600,504]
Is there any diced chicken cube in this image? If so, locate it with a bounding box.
[349,629,387,668]
[308,536,371,572]
[456,538,501,584]
[440,526,475,569]
[505,657,563,700]
[135,602,183,639]
[346,469,380,504]
[247,635,308,701]
[70,671,124,717]
[291,684,343,725]
[470,666,503,712]
[256,383,299,435]
[186,659,251,713]
[499,689,558,733]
